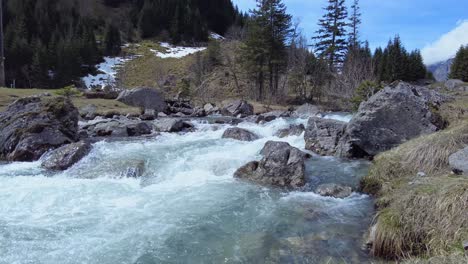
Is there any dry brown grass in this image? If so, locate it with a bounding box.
[0,88,139,116]
[361,119,468,260]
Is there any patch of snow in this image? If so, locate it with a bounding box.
[82,56,135,90]
[151,42,206,59]
[210,32,225,40]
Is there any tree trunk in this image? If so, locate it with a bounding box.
[0,0,5,87]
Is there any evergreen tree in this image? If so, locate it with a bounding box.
[104,23,122,56]
[241,0,292,101]
[450,45,468,81]
[348,0,361,47]
[313,0,348,71]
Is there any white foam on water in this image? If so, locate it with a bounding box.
[0,116,372,264]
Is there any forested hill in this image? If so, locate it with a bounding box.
[3,0,246,88]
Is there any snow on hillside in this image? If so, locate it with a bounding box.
[151,42,206,59]
[82,56,134,89]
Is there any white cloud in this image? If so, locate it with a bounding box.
[422,20,468,65]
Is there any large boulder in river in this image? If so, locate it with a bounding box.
[275,124,305,138]
[81,118,153,137]
[42,141,92,170]
[0,96,79,161]
[221,100,254,117]
[222,127,259,141]
[152,118,193,132]
[449,147,468,175]
[116,88,166,112]
[234,141,309,188]
[292,103,320,118]
[304,117,347,156]
[336,82,447,158]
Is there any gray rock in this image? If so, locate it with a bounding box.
[449,147,468,175]
[222,127,259,141]
[116,88,166,112]
[337,82,446,158]
[234,141,309,188]
[304,117,347,156]
[81,118,152,137]
[222,100,254,118]
[0,97,79,161]
[80,104,98,120]
[292,103,320,118]
[445,79,464,90]
[126,122,152,137]
[203,103,216,113]
[275,124,305,138]
[41,141,92,170]
[140,109,156,121]
[315,183,353,198]
[153,118,193,132]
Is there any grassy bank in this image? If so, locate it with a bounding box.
[0,88,140,116]
[360,91,468,262]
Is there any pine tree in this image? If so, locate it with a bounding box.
[450,45,468,82]
[313,0,348,71]
[104,23,122,56]
[348,0,361,48]
[241,0,292,101]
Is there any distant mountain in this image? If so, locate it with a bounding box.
[427,58,454,82]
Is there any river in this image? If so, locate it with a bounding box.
[0,114,374,264]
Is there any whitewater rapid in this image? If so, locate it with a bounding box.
[0,114,373,264]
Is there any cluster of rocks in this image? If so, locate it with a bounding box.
[0,96,79,161]
[304,82,450,158]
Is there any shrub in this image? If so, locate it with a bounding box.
[350,80,382,111]
[54,85,83,98]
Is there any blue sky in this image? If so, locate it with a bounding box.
[232,0,468,64]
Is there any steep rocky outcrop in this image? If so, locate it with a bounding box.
[0,96,79,161]
[41,141,92,170]
[117,88,166,112]
[222,127,259,141]
[304,117,347,156]
[234,141,309,188]
[337,82,447,158]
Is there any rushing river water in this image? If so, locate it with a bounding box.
[0,114,375,264]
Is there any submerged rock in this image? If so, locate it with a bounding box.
[315,183,353,198]
[337,82,447,158]
[304,117,347,156]
[449,147,468,175]
[42,141,92,170]
[234,141,309,188]
[121,160,145,178]
[117,87,167,112]
[0,96,79,161]
[275,124,305,138]
[221,100,254,118]
[222,127,259,141]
